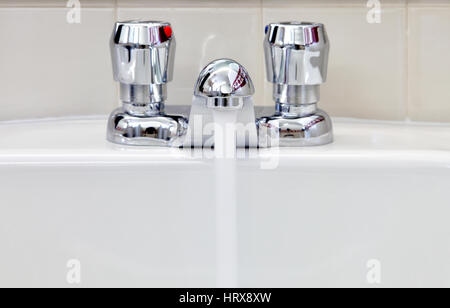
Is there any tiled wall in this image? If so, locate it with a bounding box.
[0,0,449,122]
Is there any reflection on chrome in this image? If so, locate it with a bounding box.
[257,21,333,147]
[186,58,258,149]
[106,20,333,148]
[107,21,188,146]
[194,58,255,110]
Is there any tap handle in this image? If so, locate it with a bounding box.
[111,21,175,85]
[264,22,330,86]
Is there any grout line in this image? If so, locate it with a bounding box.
[115,0,262,9]
[406,0,450,8]
[262,4,408,9]
[114,0,120,105]
[2,1,449,9]
[0,2,116,9]
[1,1,450,9]
[405,0,410,121]
[260,0,265,106]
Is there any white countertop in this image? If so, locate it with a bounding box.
[0,116,449,165]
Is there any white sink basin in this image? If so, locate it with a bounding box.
[1,117,450,287]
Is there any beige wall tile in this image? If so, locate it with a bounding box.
[117,0,261,8]
[0,0,115,7]
[263,0,406,7]
[117,7,264,107]
[0,8,116,120]
[263,5,408,120]
[0,0,447,122]
[408,7,450,122]
[408,0,450,6]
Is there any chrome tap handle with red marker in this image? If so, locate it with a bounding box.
[107,21,188,146]
[111,21,175,105]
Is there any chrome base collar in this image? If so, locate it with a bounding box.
[275,102,317,117]
[120,84,167,105]
[123,102,165,117]
[273,84,320,105]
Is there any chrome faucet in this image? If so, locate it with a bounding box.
[257,22,333,146]
[107,21,188,146]
[185,58,258,148]
[106,20,333,148]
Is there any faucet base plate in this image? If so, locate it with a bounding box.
[107,108,188,147]
[257,109,333,147]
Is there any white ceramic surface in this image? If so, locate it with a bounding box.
[0,117,450,287]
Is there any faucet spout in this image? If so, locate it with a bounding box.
[185,59,258,149]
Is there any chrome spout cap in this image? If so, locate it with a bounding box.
[111,21,175,85]
[264,22,330,86]
[194,59,255,109]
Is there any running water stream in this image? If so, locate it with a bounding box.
[212,109,238,287]
[186,96,257,287]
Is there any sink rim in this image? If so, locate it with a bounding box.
[0,116,449,166]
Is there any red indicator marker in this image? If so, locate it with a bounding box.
[163,26,172,38]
